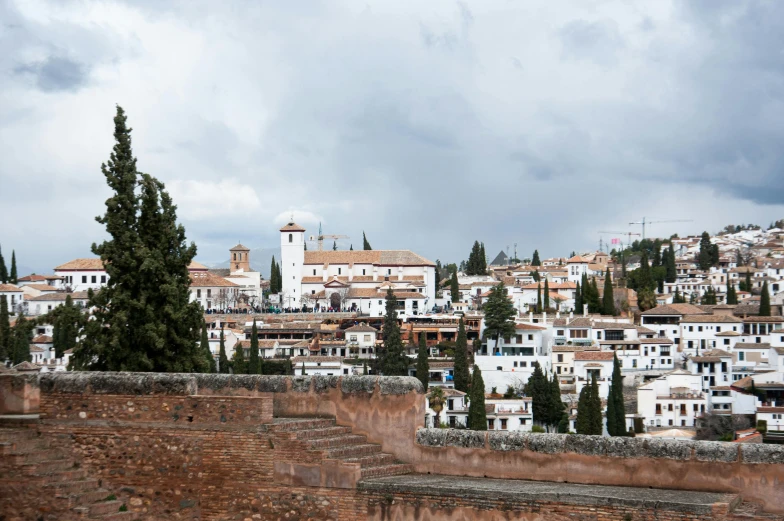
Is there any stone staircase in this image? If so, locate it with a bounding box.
[272,417,413,480]
[0,425,138,521]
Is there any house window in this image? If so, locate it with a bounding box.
[516,335,522,344]
[557,354,564,363]
[207,289,212,298]
[100,275,106,283]
[82,276,87,283]
[668,404,673,411]
[488,419,495,430]
[693,404,699,412]
[680,404,686,415]
[313,269,316,276]
[197,289,201,298]
[338,268,342,275]
[689,326,694,332]
[91,276,96,283]
[500,419,508,430]
[364,335,371,342]
[656,404,662,414]
[528,334,533,340]
[739,352,745,361]
[388,269,391,275]
[289,234,293,243]
[698,326,703,332]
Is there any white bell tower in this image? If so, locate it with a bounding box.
[280,220,306,308]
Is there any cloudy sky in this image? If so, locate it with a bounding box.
[2,0,784,274]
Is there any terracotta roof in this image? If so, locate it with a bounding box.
[636,326,656,334]
[345,323,378,333]
[32,335,53,343]
[55,258,104,271]
[230,244,250,251]
[188,261,209,271]
[513,322,546,331]
[291,356,342,363]
[280,222,306,232]
[29,345,45,353]
[641,304,707,316]
[639,338,673,344]
[553,345,598,352]
[0,284,22,292]
[715,331,741,336]
[27,291,89,302]
[680,315,742,323]
[742,316,784,323]
[303,250,435,267]
[22,284,61,292]
[18,274,47,282]
[567,256,587,263]
[189,272,239,288]
[734,342,772,350]
[574,351,615,361]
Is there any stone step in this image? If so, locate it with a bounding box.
[272,418,336,431]
[45,478,100,495]
[21,458,75,475]
[58,488,113,507]
[306,434,367,449]
[88,499,125,516]
[295,426,353,440]
[323,443,382,459]
[339,453,397,467]
[360,463,414,479]
[6,448,57,464]
[51,468,90,481]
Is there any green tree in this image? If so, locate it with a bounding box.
[702,287,717,305]
[349,244,352,251]
[532,250,541,266]
[248,318,262,374]
[363,231,372,250]
[9,251,17,284]
[536,283,542,313]
[0,296,10,361]
[483,283,516,349]
[332,240,337,251]
[726,277,738,305]
[528,364,548,427]
[467,366,487,430]
[589,278,601,314]
[218,327,230,374]
[602,267,615,315]
[575,281,583,314]
[0,246,6,283]
[759,281,771,316]
[231,337,246,374]
[576,373,602,435]
[466,241,483,275]
[651,240,662,268]
[479,242,487,273]
[530,270,540,282]
[270,256,279,294]
[543,279,550,310]
[51,295,83,359]
[453,318,470,393]
[698,232,715,270]
[71,106,207,373]
[548,372,565,429]
[201,323,216,373]
[672,288,684,304]
[605,353,626,436]
[379,289,409,376]
[11,311,33,365]
[665,247,677,283]
[450,271,460,303]
[416,332,429,392]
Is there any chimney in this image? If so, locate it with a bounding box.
[556,311,560,319]
[543,312,547,324]
[583,304,588,317]
[529,311,533,323]
[569,311,574,319]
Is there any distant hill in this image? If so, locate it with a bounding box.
[199,247,281,279]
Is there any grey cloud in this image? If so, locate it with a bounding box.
[14,56,89,92]
[558,19,624,65]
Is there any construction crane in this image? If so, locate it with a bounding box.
[598,230,641,250]
[629,217,693,240]
[309,222,349,251]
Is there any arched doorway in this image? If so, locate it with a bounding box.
[330,292,341,310]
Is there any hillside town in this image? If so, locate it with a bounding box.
[2,220,784,443]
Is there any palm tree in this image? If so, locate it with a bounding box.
[429,387,446,428]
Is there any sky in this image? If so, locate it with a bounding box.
[2,0,784,275]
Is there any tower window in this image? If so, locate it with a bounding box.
[289,234,293,243]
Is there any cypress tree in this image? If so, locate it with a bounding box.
[665,247,677,283]
[575,377,591,435]
[590,278,601,314]
[363,232,372,250]
[0,246,6,283]
[760,281,771,316]
[201,323,216,373]
[332,240,337,251]
[536,283,542,313]
[651,240,662,268]
[479,242,487,273]
[698,232,714,270]
[726,277,738,305]
[453,318,470,393]
[549,372,565,430]
[270,256,278,294]
[483,283,516,348]
[232,337,246,374]
[744,271,752,293]
[71,106,207,373]
[450,271,460,303]
[52,295,82,359]
[218,327,230,374]
[532,250,541,266]
[575,281,582,315]
[672,288,682,304]
[602,267,615,316]
[11,311,32,365]
[589,373,603,435]
[468,366,487,431]
[9,251,17,284]
[379,289,409,376]
[466,241,482,275]
[606,353,626,436]
[528,364,548,427]
[349,244,353,251]
[0,296,10,361]
[248,318,261,374]
[416,332,429,392]
[543,279,550,310]
[576,373,603,435]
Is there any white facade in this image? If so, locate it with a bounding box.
[0,284,24,314]
[637,371,707,428]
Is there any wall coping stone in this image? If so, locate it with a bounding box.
[416,428,784,463]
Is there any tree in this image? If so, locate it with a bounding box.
[698,232,715,270]
[543,279,550,310]
[651,240,662,268]
[332,240,337,251]
[9,251,17,284]
[71,106,208,373]
[672,288,684,304]
[467,366,487,430]
[201,323,216,373]
[0,296,10,362]
[270,256,279,294]
[248,318,262,374]
[726,277,738,305]
[479,243,487,273]
[466,241,484,275]
[0,246,6,284]
[363,232,372,250]
[589,278,601,314]
[231,337,246,374]
[453,318,470,393]
[218,327,230,374]
[11,311,33,365]
[536,283,542,313]
[576,373,602,435]
[429,387,445,428]
[759,281,771,316]
[416,332,429,392]
[605,353,626,436]
[575,281,583,314]
[379,289,409,376]
[530,270,540,282]
[52,295,83,359]
[665,247,677,283]
[528,364,549,428]
[532,250,541,266]
[548,372,565,429]
[450,271,460,303]
[602,267,615,316]
[483,283,516,349]
[702,287,717,305]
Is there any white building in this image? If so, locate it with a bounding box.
[344,323,378,358]
[573,351,615,398]
[54,258,108,292]
[190,272,240,312]
[637,370,707,428]
[0,284,24,314]
[25,291,89,316]
[292,356,354,376]
[279,220,436,310]
[566,256,589,284]
[486,398,534,432]
[425,388,468,428]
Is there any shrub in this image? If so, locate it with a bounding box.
[531,425,546,433]
[757,419,768,435]
[119,504,128,512]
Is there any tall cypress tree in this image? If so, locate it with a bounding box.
[543,279,550,310]
[0,296,10,362]
[218,327,230,374]
[575,281,582,315]
[532,250,541,266]
[11,311,32,365]
[536,283,542,313]
[726,276,738,305]
[453,318,470,393]
[665,247,677,283]
[416,332,429,392]
[231,338,246,374]
[71,106,207,373]
[602,267,615,316]
[479,242,487,273]
[248,318,261,374]
[201,323,216,373]
[528,364,548,427]
[549,372,565,430]
[379,289,409,375]
[606,353,626,436]
[0,246,6,284]
[270,256,278,294]
[589,373,603,435]
[468,366,487,430]
[760,281,771,316]
[698,232,714,270]
[363,232,372,250]
[483,283,516,348]
[450,271,460,303]
[589,278,601,314]
[576,373,602,435]
[52,295,82,359]
[9,251,17,284]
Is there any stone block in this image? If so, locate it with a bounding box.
[378,376,423,395]
[527,433,565,454]
[741,443,784,464]
[694,441,738,463]
[340,376,376,394]
[564,434,607,457]
[606,436,645,459]
[643,439,693,460]
[291,376,312,393]
[313,376,339,394]
[256,376,288,393]
[488,431,527,452]
[444,429,486,449]
[415,428,447,447]
[193,374,231,392]
[227,375,258,391]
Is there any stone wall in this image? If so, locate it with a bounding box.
[0,372,39,414]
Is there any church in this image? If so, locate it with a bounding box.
[279,221,437,315]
